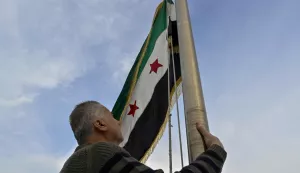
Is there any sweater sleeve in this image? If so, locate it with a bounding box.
[98,144,226,173]
[91,142,163,173]
[176,145,227,173]
[98,151,164,173]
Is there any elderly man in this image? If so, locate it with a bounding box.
[60,101,227,173]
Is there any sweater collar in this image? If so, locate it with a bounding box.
[74,143,91,152]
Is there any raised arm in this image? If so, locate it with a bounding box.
[98,124,226,173]
[176,144,226,173]
[176,124,227,173]
[98,144,226,173]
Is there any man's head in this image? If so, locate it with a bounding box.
[69,101,123,145]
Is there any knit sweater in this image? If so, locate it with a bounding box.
[60,142,227,173]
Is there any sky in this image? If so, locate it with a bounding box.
[0,0,299,172]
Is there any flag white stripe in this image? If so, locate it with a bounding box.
[120,30,169,147]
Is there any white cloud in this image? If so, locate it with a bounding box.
[0,0,158,106]
[0,0,162,172]
[0,93,37,107]
[1,0,163,107]
[0,0,92,107]
[0,0,158,108]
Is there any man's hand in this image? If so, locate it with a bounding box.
[196,123,224,149]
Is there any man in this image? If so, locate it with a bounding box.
[60,101,227,173]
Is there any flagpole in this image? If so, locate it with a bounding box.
[175,0,209,163]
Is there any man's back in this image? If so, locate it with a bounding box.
[60,142,144,173]
[60,142,226,173]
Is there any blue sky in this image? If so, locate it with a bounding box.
[0,0,299,172]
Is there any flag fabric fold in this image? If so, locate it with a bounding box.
[112,0,181,163]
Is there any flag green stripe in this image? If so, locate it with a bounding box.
[112,1,168,120]
[112,38,147,120]
[136,3,167,79]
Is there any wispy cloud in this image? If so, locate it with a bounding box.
[0,0,162,172]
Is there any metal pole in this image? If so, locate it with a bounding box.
[168,46,172,173]
[170,37,184,168]
[168,113,172,173]
[175,0,209,163]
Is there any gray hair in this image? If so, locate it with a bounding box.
[69,101,105,145]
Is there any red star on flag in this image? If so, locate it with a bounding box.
[150,58,163,74]
[127,100,139,117]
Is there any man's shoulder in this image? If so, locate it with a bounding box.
[88,142,129,157]
[60,146,89,173]
[70,142,129,162]
[60,142,128,173]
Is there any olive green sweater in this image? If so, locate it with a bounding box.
[60,142,227,173]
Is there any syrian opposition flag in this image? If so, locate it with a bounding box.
[112,0,181,162]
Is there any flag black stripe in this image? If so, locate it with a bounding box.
[119,163,135,173]
[123,51,181,161]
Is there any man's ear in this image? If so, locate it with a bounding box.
[93,119,108,132]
